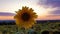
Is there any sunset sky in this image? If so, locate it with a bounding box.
[0,0,60,20]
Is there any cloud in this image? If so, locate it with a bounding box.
[38,0,60,16]
[0,12,15,16]
[38,0,60,8]
[0,12,15,20]
[46,0,60,7]
[37,15,60,20]
[0,16,14,20]
[50,10,60,15]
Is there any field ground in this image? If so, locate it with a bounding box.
[0,20,60,34]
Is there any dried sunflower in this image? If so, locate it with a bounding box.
[14,6,37,29]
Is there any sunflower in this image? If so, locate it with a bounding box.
[14,6,38,29]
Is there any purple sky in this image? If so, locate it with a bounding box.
[39,0,60,7]
[0,0,60,16]
[38,0,60,15]
[46,0,60,7]
[50,10,60,15]
[0,0,60,20]
[0,12,15,16]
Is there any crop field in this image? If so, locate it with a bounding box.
[0,20,60,34]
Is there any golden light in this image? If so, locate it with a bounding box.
[17,4,49,17]
[0,0,57,18]
[14,5,44,16]
[12,0,57,18]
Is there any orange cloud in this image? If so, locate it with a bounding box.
[0,16,14,20]
[0,15,60,20]
[37,15,60,20]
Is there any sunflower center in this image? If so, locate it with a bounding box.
[21,13,30,21]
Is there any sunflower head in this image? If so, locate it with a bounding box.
[14,6,38,29]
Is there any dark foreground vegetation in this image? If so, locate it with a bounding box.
[0,20,60,34]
